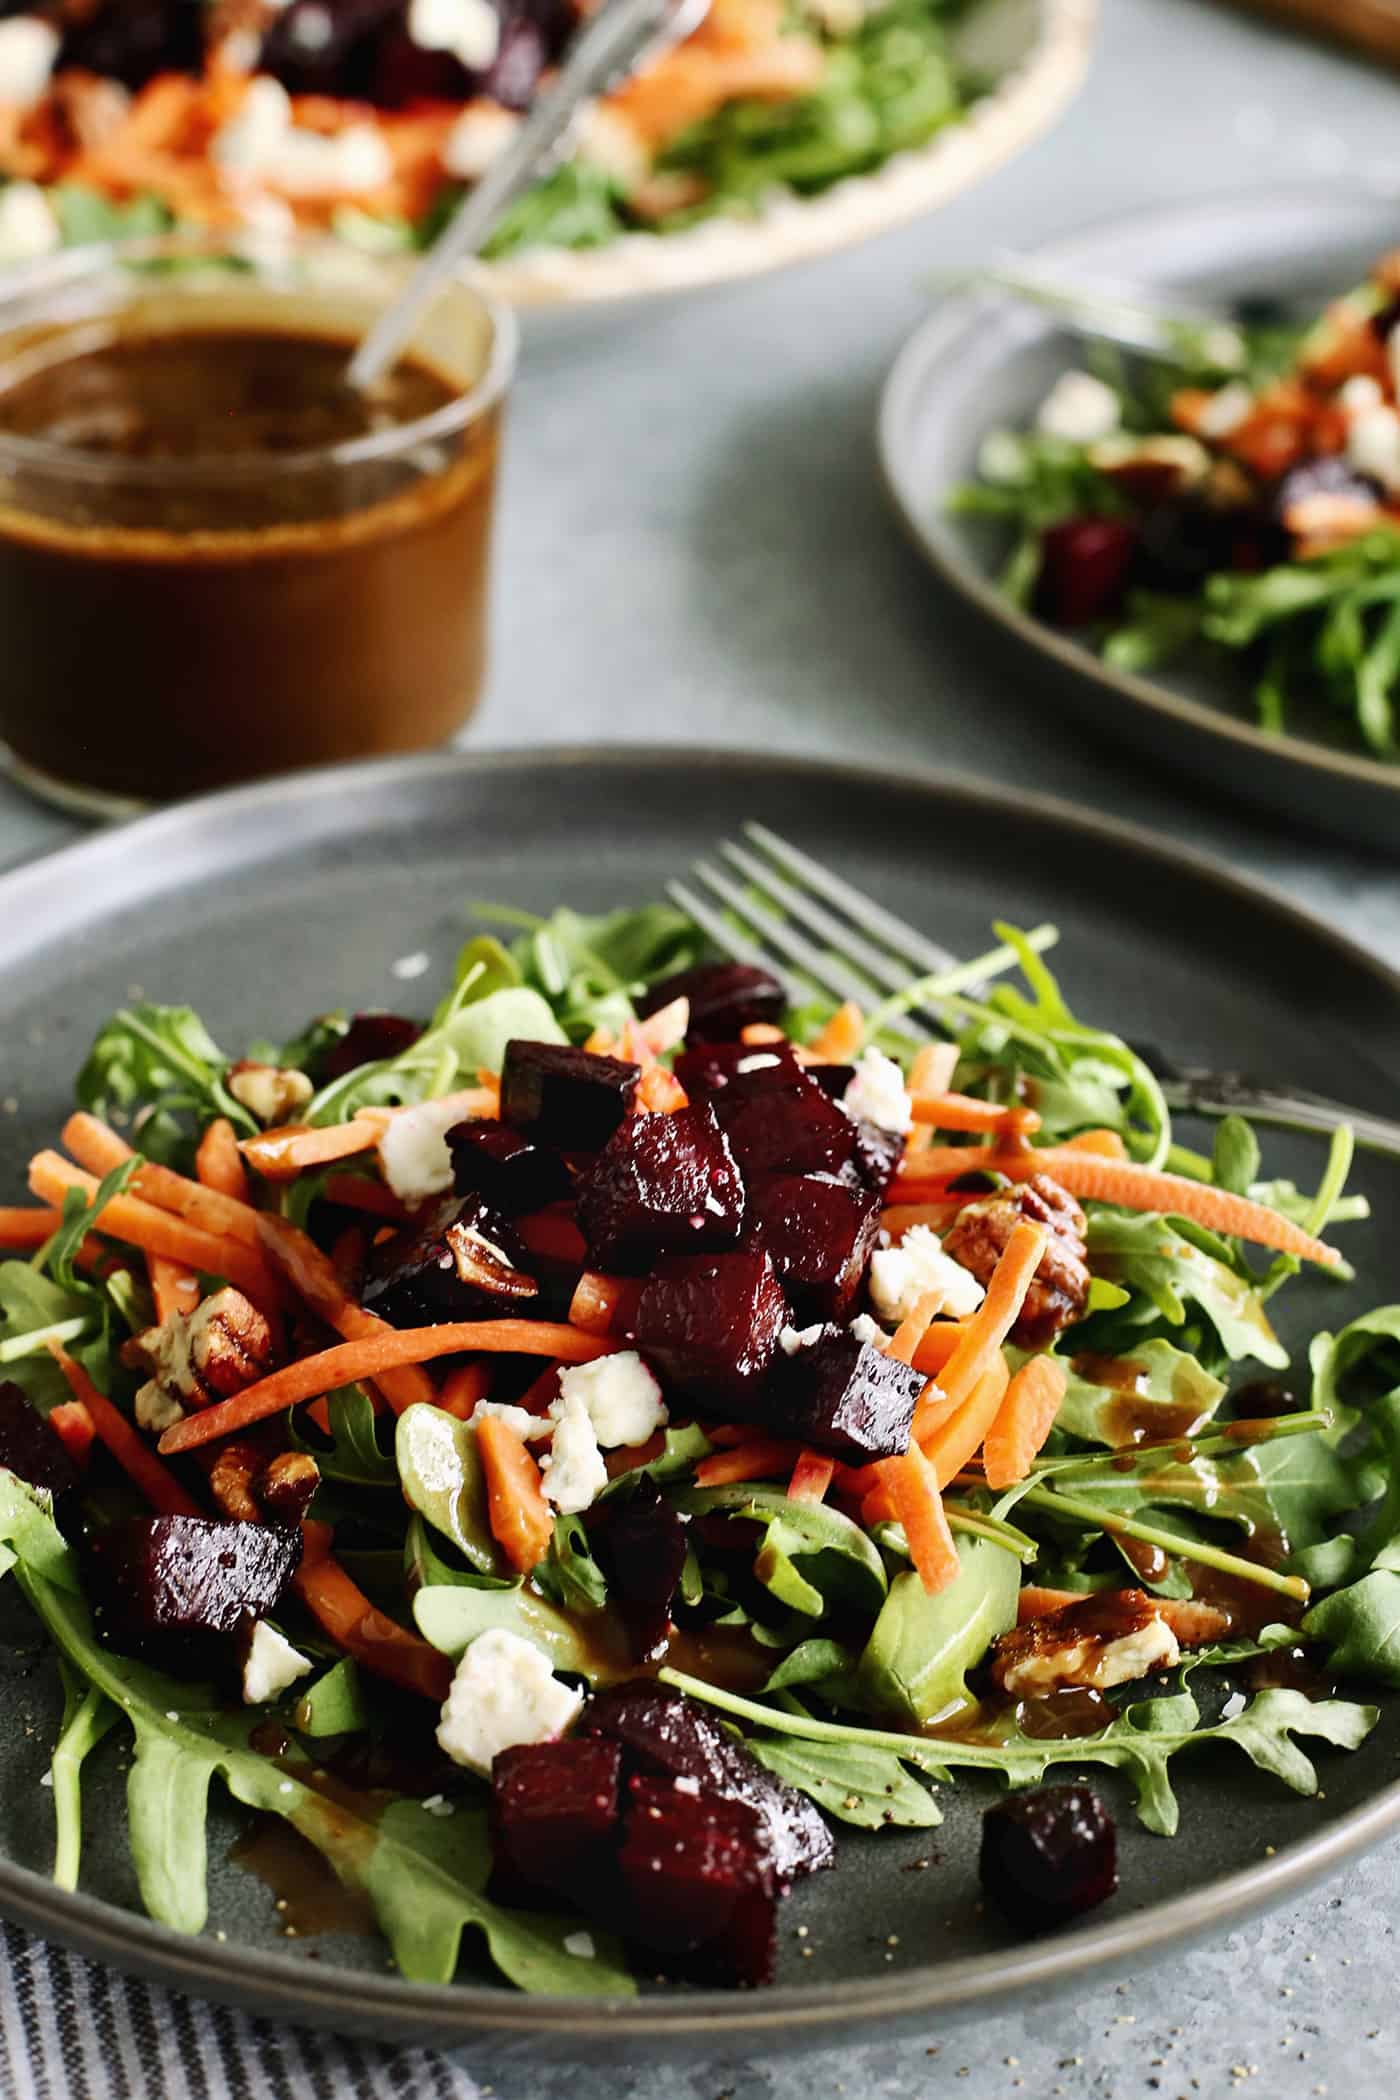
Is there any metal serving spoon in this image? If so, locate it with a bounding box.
[348,0,709,392]
[940,251,1250,373]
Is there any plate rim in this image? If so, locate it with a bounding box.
[482,0,1098,310]
[877,183,1400,807]
[1,738,1398,2042]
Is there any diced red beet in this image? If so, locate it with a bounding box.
[594,1481,689,1662]
[629,1250,786,1407]
[639,962,787,1044]
[575,1105,745,1273]
[319,1011,423,1082]
[500,1041,640,1151]
[580,1679,834,1881]
[490,1737,623,1905]
[1035,518,1137,628]
[980,1785,1118,1930]
[86,1516,301,1665]
[619,1777,778,1986]
[807,1062,856,1099]
[447,1120,571,1216]
[362,1195,532,1327]
[758,1333,920,1464]
[711,1067,859,1181]
[674,1040,802,1102]
[0,1381,80,1511]
[846,1118,904,1199]
[744,1174,879,1322]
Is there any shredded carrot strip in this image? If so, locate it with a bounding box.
[880,1202,964,1238]
[0,1205,62,1249]
[321,1173,412,1222]
[982,1354,1067,1489]
[568,1271,640,1337]
[62,1112,264,1249]
[932,1220,1047,1416]
[254,1213,435,1416]
[47,1343,201,1517]
[920,1354,1012,1490]
[29,1152,275,1305]
[911,1321,971,1379]
[886,1289,944,1367]
[240,1119,381,1180]
[196,1117,251,1202]
[476,1414,554,1574]
[149,1255,201,1326]
[909,1043,959,1096]
[876,1443,959,1594]
[292,1526,451,1701]
[1058,1128,1128,1158]
[515,1208,588,1266]
[48,1401,95,1469]
[158,1321,614,1455]
[636,1066,688,1114]
[694,1438,803,1488]
[808,1001,864,1063]
[787,1449,835,1505]
[438,1361,492,1421]
[910,1092,1041,1138]
[740,1024,787,1046]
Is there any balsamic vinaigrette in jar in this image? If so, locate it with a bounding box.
[0,304,504,806]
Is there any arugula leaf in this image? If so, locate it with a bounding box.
[536,1512,609,1614]
[77,1005,255,1166]
[750,1733,941,1831]
[761,1639,855,1694]
[662,1669,1377,1838]
[395,1405,507,1578]
[305,985,564,1126]
[1212,1116,1262,1197]
[13,1548,630,1995]
[599,1421,713,1497]
[680,1484,887,1618]
[855,1538,1019,1725]
[50,1661,119,1892]
[413,1581,615,1678]
[1080,1212,1287,1368]
[1051,1339,1225,1447]
[0,1265,93,1409]
[1304,1571,1400,1686]
[291,1386,397,1488]
[293,1658,368,1739]
[481,903,701,1044]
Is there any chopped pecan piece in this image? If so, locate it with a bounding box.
[208,1442,265,1523]
[445,1220,539,1302]
[990,1590,1181,1699]
[227,1060,314,1127]
[942,1173,1090,1345]
[130,1287,275,1426]
[256,1450,320,1524]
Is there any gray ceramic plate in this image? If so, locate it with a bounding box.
[879,190,1400,854]
[0,746,1398,2057]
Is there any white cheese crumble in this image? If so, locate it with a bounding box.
[436,1628,583,1776]
[378,1095,476,1204]
[1340,374,1384,418]
[212,78,392,199]
[848,1313,891,1349]
[1034,369,1121,444]
[242,1622,313,1706]
[841,1047,912,1134]
[868,1225,985,1326]
[441,102,519,181]
[391,950,431,981]
[1195,381,1254,439]
[0,180,59,264]
[553,1352,667,1450]
[573,104,648,187]
[409,0,500,71]
[539,1391,609,1514]
[0,18,59,109]
[563,1930,597,1960]
[779,1322,826,1356]
[1347,400,1400,494]
[468,1399,552,1443]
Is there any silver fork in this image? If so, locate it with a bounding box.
[668,824,1400,1161]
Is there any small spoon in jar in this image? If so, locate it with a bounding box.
[347,0,709,393]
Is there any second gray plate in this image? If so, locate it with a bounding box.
[0,746,1398,2055]
[879,190,1400,853]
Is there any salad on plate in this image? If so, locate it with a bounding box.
[0,888,1396,1995]
[955,244,1400,758]
[0,0,983,266]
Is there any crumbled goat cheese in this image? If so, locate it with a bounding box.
[848,1313,891,1348]
[868,1225,984,1325]
[573,104,649,187]
[391,950,431,981]
[0,180,59,263]
[842,1048,912,1134]
[1347,400,1400,494]
[563,1930,597,1960]
[408,0,500,71]
[441,102,519,181]
[436,1628,583,1775]
[468,1399,552,1443]
[780,1323,827,1356]
[0,17,59,109]
[242,1622,313,1706]
[1340,374,1384,417]
[378,1095,477,1204]
[553,1352,667,1449]
[1035,370,1121,444]
[213,77,392,197]
[1195,381,1254,439]
[539,1391,609,1514]
[998,1614,1179,1699]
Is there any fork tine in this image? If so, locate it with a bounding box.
[688,861,933,1041]
[743,823,959,979]
[719,840,919,999]
[664,880,798,998]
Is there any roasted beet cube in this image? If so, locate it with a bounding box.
[258,0,402,98]
[490,1737,623,1903]
[711,1067,859,1182]
[87,1516,301,1665]
[1035,518,1137,629]
[576,1105,745,1273]
[319,1011,423,1083]
[640,962,787,1044]
[846,1118,904,1199]
[759,1334,920,1464]
[59,0,202,88]
[500,1041,640,1151]
[808,1062,856,1100]
[581,1680,834,1881]
[744,1174,879,1323]
[362,1195,533,1327]
[594,1482,689,1662]
[0,1381,79,1511]
[448,1120,571,1216]
[980,1785,1118,1931]
[629,1251,786,1408]
[675,1040,802,1101]
[619,1778,778,1986]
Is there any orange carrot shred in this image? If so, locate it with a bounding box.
[320,1173,411,1222]
[694,1438,803,1489]
[932,1220,1048,1416]
[149,1254,201,1326]
[292,1530,451,1701]
[809,1001,864,1063]
[636,1066,689,1114]
[48,1401,95,1469]
[886,1289,944,1367]
[739,1024,786,1046]
[254,1212,435,1416]
[909,1092,1041,1139]
[876,1443,959,1594]
[515,1208,588,1266]
[919,1355,1012,1490]
[439,1361,492,1421]
[476,1413,554,1574]
[908,1043,958,1096]
[62,1112,264,1249]
[47,1343,201,1517]
[982,1354,1067,1489]
[568,1271,639,1337]
[0,1206,63,1249]
[29,1151,276,1306]
[787,1449,835,1506]
[196,1117,251,1201]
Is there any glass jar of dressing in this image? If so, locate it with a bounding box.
[0,233,516,815]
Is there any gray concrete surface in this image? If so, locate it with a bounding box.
[4,0,1400,2091]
